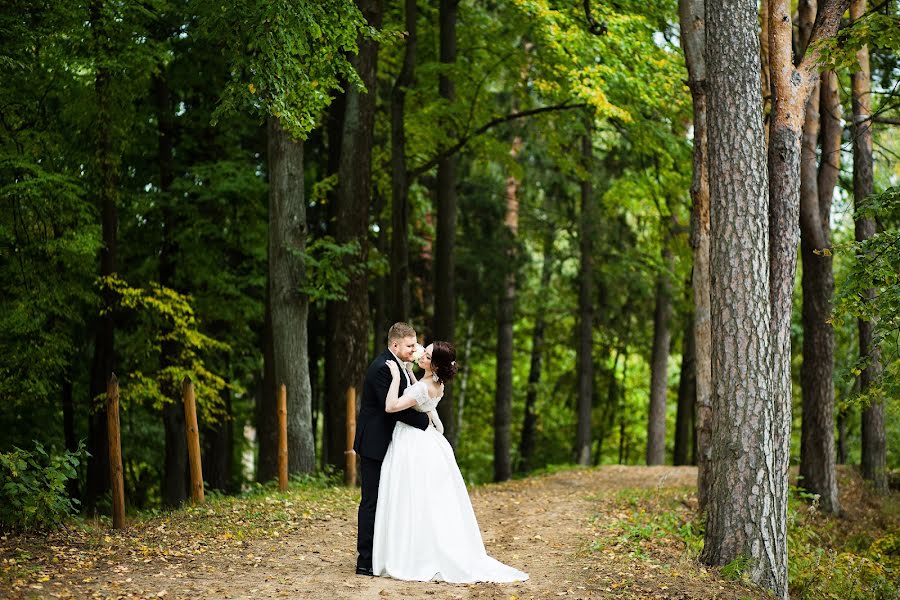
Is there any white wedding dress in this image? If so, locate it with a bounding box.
[372,379,529,583]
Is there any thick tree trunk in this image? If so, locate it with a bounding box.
[701,1,784,597]
[851,0,887,494]
[85,0,116,512]
[797,0,840,516]
[674,315,696,466]
[518,226,553,473]
[494,138,520,483]
[325,0,382,474]
[153,66,190,508]
[268,116,315,474]
[646,246,672,466]
[678,0,712,510]
[576,131,594,466]
[390,0,416,323]
[434,0,458,446]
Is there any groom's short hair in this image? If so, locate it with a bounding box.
[387,322,416,343]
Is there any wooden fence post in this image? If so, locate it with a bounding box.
[278,383,288,492]
[106,373,125,529]
[345,387,357,486]
[182,377,204,504]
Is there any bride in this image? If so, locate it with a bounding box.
[371,341,529,584]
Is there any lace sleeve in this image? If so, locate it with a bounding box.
[410,381,442,413]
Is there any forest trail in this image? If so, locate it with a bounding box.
[2,466,763,599]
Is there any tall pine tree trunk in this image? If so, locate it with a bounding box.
[434,0,458,445]
[268,116,315,474]
[326,0,381,474]
[701,1,782,596]
[494,137,520,483]
[576,130,594,466]
[797,0,840,516]
[518,225,554,473]
[851,0,887,493]
[674,315,696,466]
[390,0,416,323]
[85,0,116,512]
[646,245,672,465]
[154,64,189,508]
[678,0,712,510]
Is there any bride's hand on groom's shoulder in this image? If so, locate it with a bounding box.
[385,360,400,379]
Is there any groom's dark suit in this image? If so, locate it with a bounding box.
[354,349,430,573]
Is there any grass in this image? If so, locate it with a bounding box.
[587,467,899,599]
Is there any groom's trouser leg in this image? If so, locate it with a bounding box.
[357,456,381,569]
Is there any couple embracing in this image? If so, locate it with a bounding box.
[353,322,529,584]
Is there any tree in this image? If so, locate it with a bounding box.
[434,0,460,446]
[206,0,365,478]
[646,242,673,466]
[701,0,782,596]
[673,314,696,466]
[494,136,522,482]
[678,0,712,509]
[576,128,594,466]
[766,0,846,519]
[389,0,417,323]
[850,0,887,493]
[796,0,842,516]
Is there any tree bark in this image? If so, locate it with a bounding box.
[153,62,190,509]
[701,1,783,596]
[494,137,520,482]
[434,0,459,446]
[646,246,673,466]
[678,0,712,511]
[518,226,554,473]
[674,315,696,466]
[390,0,416,323]
[325,0,382,474]
[268,116,315,475]
[851,0,887,494]
[796,0,840,516]
[85,0,116,513]
[576,130,594,466]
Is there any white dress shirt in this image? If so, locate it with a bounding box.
[388,348,412,388]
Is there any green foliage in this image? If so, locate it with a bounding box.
[101,275,229,420]
[0,441,86,532]
[787,488,898,600]
[820,11,900,71]
[295,237,365,304]
[203,0,367,138]
[0,159,99,409]
[833,186,900,407]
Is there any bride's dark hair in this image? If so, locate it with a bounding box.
[431,341,459,383]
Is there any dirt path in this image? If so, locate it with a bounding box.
[3,466,764,599]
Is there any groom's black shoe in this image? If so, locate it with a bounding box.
[355,565,374,577]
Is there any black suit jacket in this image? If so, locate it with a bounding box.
[353,349,430,461]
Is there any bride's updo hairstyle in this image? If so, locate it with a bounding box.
[431,341,459,384]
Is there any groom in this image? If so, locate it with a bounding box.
[353,322,431,576]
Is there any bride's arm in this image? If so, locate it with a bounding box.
[384,361,418,413]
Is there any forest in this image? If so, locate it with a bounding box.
[1,0,899,598]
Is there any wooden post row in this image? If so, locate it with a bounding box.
[182,378,204,504]
[106,374,126,529]
[345,387,357,486]
[278,383,288,492]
